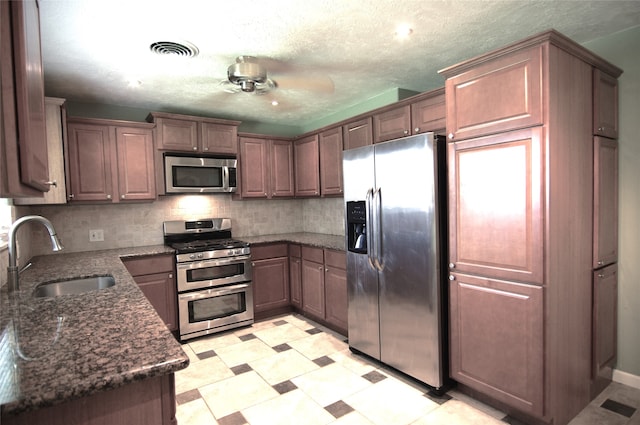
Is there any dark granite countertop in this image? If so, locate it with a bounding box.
[239,232,345,251]
[0,245,189,417]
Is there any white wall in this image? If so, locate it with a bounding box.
[585,25,640,378]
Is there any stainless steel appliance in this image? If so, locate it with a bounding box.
[164,218,253,341]
[343,132,448,390]
[164,154,237,194]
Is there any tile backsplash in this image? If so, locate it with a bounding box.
[27,195,344,257]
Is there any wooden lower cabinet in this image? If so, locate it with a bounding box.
[449,273,544,417]
[289,244,302,309]
[122,254,177,332]
[3,374,177,425]
[251,243,291,318]
[323,249,347,333]
[591,264,618,397]
[301,246,325,319]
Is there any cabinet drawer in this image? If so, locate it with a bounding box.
[289,244,301,258]
[123,254,174,276]
[444,45,543,141]
[324,249,346,269]
[301,246,324,263]
[251,243,288,260]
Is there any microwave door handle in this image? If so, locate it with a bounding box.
[222,166,229,191]
[365,188,375,270]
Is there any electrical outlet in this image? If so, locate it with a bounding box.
[89,229,104,242]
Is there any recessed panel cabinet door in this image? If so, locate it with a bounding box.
[449,273,544,417]
[593,69,618,139]
[448,127,544,284]
[116,127,155,201]
[12,0,49,191]
[66,123,115,202]
[239,137,269,198]
[593,136,618,268]
[270,139,295,197]
[319,126,344,196]
[592,264,617,379]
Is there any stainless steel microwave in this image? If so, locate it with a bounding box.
[164,154,237,194]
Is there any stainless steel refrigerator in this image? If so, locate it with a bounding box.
[343,132,447,390]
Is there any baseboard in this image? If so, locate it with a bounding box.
[613,368,640,389]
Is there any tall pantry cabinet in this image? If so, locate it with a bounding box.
[440,30,621,425]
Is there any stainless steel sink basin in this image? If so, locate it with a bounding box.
[33,276,115,297]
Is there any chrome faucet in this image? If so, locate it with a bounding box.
[7,215,63,293]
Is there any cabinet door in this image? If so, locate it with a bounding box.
[201,122,237,154]
[411,91,446,135]
[66,122,115,202]
[252,257,290,313]
[270,139,295,197]
[294,134,320,197]
[593,69,618,139]
[155,117,198,151]
[592,264,617,380]
[301,259,325,319]
[343,117,372,150]
[289,255,302,309]
[14,97,68,204]
[324,261,347,332]
[449,127,544,284]
[593,137,618,268]
[239,137,269,198]
[445,45,543,141]
[134,271,178,332]
[449,273,544,417]
[319,126,344,196]
[373,105,411,143]
[11,0,49,192]
[116,127,156,201]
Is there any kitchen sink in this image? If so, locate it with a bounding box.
[33,276,115,298]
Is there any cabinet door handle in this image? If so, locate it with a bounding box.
[449,263,455,269]
[68,194,75,199]
[449,275,455,281]
[403,130,409,135]
[121,194,126,199]
[448,133,454,140]
[106,194,112,200]
[44,180,57,187]
[597,274,605,278]
[192,146,198,150]
[168,273,173,279]
[414,127,420,133]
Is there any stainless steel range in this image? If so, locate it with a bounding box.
[163,218,253,341]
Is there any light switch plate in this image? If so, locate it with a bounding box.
[89,229,104,242]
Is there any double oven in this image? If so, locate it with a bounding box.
[164,219,253,341]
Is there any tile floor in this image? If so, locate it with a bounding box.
[175,314,640,425]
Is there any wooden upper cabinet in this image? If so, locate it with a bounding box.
[201,122,238,154]
[239,136,269,198]
[411,89,446,135]
[11,0,49,192]
[238,136,293,198]
[448,127,544,284]
[593,69,618,139]
[593,136,618,268]
[149,112,240,154]
[66,122,116,202]
[318,126,343,196]
[67,118,155,203]
[154,116,198,151]
[343,117,373,150]
[270,139,295,197]
[449,273,544,417]
[442,45,543,142]
[373,105,411,143]
[116,126,156,201]
[294,134,320,197]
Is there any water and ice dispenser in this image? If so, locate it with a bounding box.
[347,201,367,253]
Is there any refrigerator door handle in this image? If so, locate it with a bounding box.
[373,187,383,270]
[365,188,376,270]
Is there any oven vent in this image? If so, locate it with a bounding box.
[149,41,199,58]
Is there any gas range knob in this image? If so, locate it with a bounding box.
[197,253,204,259]
[189,254,196,260]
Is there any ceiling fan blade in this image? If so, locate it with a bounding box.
[274,75,334,93]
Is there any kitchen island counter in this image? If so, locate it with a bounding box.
[0,245,189,418]
[240,232,345,251]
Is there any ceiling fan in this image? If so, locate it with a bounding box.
[218,56,334,95]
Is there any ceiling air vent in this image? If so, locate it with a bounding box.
[149,41,199,57]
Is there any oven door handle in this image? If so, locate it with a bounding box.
[178,283,251,301]
[176,255,251,270]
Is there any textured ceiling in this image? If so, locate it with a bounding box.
[39,0,640,130]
